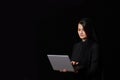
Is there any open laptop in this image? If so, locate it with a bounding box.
[47,54,75,72]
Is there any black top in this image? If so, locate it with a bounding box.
[71,40,100,80]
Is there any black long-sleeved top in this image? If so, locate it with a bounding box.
[71,40,99,80]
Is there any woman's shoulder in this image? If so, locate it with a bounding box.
[91,41,99,49]
[85,40,99,49]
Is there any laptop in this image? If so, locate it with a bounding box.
[47,54,75,72]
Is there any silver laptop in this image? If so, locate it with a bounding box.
[47,54,75,72]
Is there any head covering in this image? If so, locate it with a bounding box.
[78,18,97,42]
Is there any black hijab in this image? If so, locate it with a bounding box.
[78,18,97,42]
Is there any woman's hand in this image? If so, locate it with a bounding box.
[59,69,67,72]
[71,61,80,73]
[71,61,79,65]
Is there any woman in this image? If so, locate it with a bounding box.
[61,18,100,80]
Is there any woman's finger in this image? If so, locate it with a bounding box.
[71,61,76,65]
[76,62,79,65]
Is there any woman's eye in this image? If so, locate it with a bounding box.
[78,29,81,31]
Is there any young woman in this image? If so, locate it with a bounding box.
[61,18,100,80]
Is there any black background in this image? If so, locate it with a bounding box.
[2,0,114,80]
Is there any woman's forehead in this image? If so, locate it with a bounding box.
[78,24,83,29]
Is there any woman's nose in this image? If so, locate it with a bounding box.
[80,31,83,34]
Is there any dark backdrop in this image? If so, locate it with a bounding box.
[32,0,113,80]
[2,0,114,80]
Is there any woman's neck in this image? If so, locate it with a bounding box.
[82,39,87,42]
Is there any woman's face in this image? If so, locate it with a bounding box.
[78,23,87,40]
